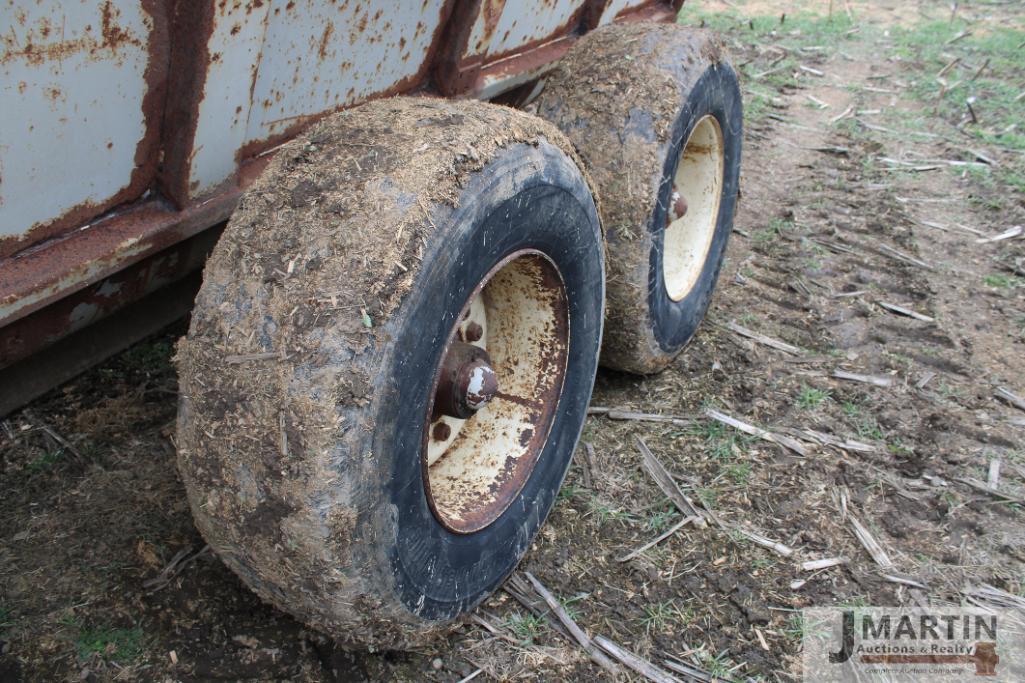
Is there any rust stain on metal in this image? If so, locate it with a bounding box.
[0,0,143,66]
[317,20,334,60]
[1,229,220,370]
[0,188,240,331]
[157,1,217,208]
[615,0,678,23]
[0,0,170,261]
[236,0,459,163]
[479,2,589,65]
[477,0,505,50]
[434,0,592,96]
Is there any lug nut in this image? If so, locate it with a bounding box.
[464,322,484,342]
[671,189,688,220]
[432,422,452,441]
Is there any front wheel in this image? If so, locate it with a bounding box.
[175,98,604,649]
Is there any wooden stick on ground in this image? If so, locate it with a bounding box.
[605,410,695,427]
[956,477,1025,505]
[878,301,935,322]
[849,513,894,569]
[455,670,483,683]
[618,516,699,562]
[725,321,801,355]
[876,243,933,270]
[576,443,595,489]
[32,419,84,462]
[802,557,848,571]
[663,654,719,682]
[882,573,929,590]
[705,408,809,457]
[523,573,623,677]
[733,527,794,557]
[995,387,1025,412]
[976,225,1023,244]
[988,459,1002,490]
[502,575,571,642]
[833,370,893,387]
[636,436,707,527]
[592,635,678,683]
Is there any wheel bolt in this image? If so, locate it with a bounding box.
[464,322,484,342]
[671,188,688,220]
[432,422,452,441]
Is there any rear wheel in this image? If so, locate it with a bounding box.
[175,98,604,648]
[537,22,743,374]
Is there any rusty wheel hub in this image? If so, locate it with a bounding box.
[422,250,569,534]
[433,342,499,420]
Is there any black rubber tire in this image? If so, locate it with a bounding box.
[175,98,603,649]
[537,22,742,374]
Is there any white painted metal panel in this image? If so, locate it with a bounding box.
[187,1,271,197]
[466,0,586,58]
[243,0,447,147]
[598,0,654,25]
[0,1,153,242]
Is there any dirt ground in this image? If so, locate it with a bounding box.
[2,1,1024,681]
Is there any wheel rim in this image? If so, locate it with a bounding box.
[422,250,569,534]
[662,115,725,302]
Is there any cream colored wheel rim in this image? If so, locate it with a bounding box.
[423,251,569,534]
[662,115,725,302]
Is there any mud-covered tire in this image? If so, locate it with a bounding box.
[175,98,604,648]
[537,22,742,374]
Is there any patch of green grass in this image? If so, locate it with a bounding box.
[783,612,806,641]
[696,646,742,679]
[737,312,758,326]
[887,439,915,456]
[557,482,582,502]
[753,217,793,244]
[937,380,964,401]
[696,486,719,510]
[75,625,144,664]
[644,508,678,534]
[743,88,774,127]
[941,490,962,512]
[797,385,831,410]
[887,18,1025,196]
[558,595,585,622]
[678,6,859,50]
[586,496,638,525]
[0,605,12,636]
[842,401,885,440]
[28,448,64,472]
[506,613,547,645]
[689,419,752,461]
[984,273,1024,289]
[640,600,692,634]
[857,418,884,441]
[723,460,752,485]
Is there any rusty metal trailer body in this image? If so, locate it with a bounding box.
[0,0,681,414]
